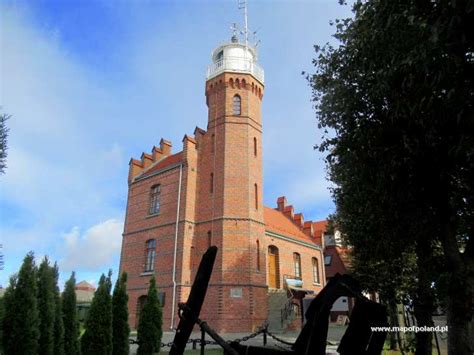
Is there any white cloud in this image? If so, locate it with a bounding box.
[60,219,123,272]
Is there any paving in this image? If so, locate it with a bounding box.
[129,324,347,354]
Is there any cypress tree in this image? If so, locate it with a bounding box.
[137,276,162,355]
[52,263,65,355]
[0,290,4,352]
[112,272,130,355]
[8,252,40,354]
[37,257,55,355]
[63,272,80,355]
[81,270,113,355]
[1,275,17,354]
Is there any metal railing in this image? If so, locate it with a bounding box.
[206,56,264,83]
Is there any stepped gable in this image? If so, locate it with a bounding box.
[264,207,312,243]
[140,152,183,178]
[264,196,327,247]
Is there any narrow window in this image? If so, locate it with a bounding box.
[135,295,147,328]
[293,253,301,279]
[210,173,214,193]
[232,95,241,115]
[211,133,215,153]
[312,257,320,284]
[145,239,156,272]
[254,183,258,209]
[149,185,161,215]
[256,239,260,271]
[207,231,212,248]
[253,137,257,157]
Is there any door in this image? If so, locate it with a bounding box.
[268,245,280,289]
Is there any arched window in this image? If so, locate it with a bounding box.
[210,173,214,193]
[293,253,301,279]
[312,257,320,284]
[144,239,156,272]
[253,137,257,157]
[149,185,161,215]
[232,95,241,115]
[254,183,258,209]
[256,239,260,271]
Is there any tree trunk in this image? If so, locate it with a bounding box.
[388,299,399,351]
[413,241,434,355]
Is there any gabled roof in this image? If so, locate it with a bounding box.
[139,152,183,178]
[264,206,317,245]
[75,280,95,291]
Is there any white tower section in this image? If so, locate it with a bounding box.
[206,40,264,84]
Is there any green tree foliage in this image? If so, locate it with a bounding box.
[37,257,55,355]
[308,1,473,353]
[112,272,130,355]
[52,263,65,355]
[1,275,17,354]
[63,272,80,355]
[81,270,113,355]
[0,113,10,174]
[137,277,162,355]
[2,253,40,354]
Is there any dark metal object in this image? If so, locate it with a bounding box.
[168,247,388,355]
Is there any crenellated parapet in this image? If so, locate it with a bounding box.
[205,75,263,100]
[275,196,327,247]
[128,138,173,184]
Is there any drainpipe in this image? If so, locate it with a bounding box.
[170,163,183,329]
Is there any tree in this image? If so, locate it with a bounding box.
[112,272,130,355]
[136,276,162,355]
[1,275,17,354]
[81,270,113,355]
[52,263,65,355]
[37,257,55,355]
[2,252,40,354]
[308,1,473,354]
[63,272,80,355]
[0,113,9,174]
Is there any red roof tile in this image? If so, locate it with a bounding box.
[140,152,183,178]
[264,206,317,245]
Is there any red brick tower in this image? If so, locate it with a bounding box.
[194,38,267,332]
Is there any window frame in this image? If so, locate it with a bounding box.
[293,252,301,279]
[144,239,156,272]
[312,257,320,284]
[232,95,241,115]
[149,185,161,215]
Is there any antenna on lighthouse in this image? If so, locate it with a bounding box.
[237,0,249,48]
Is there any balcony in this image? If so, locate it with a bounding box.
[206,56,264,84]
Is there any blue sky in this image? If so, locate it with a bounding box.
[0,0,352,288]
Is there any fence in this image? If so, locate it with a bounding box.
[129,322,296,354]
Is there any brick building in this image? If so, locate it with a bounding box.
[119,35,328,333]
